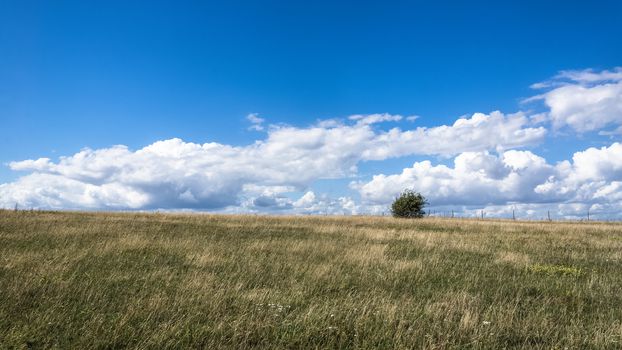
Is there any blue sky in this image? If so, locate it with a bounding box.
[1,1,621,219]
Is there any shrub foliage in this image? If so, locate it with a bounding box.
[391,189,428,218]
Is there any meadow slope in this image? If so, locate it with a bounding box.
[1,210,621,349]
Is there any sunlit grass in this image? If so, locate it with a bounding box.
[1,210,621,348]
[528,263,583,277]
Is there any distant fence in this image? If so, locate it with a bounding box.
[3,204,617,222]
[378,208,610,222]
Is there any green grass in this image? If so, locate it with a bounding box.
[1,210,622,349]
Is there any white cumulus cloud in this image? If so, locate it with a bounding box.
[354,150,554,206]
[527,67,622,132]
[362,111,546,159]
[0,111,545,211]
[354,142,622,219]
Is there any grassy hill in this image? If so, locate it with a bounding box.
[1,210,621,349]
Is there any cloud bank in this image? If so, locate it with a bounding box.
[1,111,543,211]
[354,143,622,219]
[2,67,621,219]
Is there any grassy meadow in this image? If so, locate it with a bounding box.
[1,210,622,349]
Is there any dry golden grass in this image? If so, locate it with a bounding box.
[1,210,622,349]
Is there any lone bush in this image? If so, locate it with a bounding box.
[391,190,428,218]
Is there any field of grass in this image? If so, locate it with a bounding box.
[1,210,622,349]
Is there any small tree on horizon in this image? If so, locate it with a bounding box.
[391,190,428,218]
